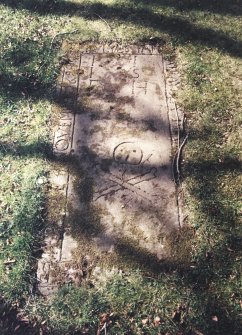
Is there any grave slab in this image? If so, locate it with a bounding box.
[37,42,182,294]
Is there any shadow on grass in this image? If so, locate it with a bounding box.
[0,37,59,102]
[0,140,52,157]
[0,296,40,335]
[130,0,242,16]
[1,0,242,58]
[179,155,242,334]
[2,0,242,16]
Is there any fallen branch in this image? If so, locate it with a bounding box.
[94,13,112,32]
[4,259,16,265]
[50,29,80,48]
[175,104,180,154]
[97,322,107,335]
[175,134,189,185]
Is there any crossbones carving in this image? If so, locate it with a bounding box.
[94,142,158,201]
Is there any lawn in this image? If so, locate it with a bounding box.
[0,0,241,334]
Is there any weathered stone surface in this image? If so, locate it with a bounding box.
[37,42,183,295]
[61,233,78,261]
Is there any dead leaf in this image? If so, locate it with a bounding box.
[194,330,204,335]
[141,317,149,325]
[154,316,161,326]
[100,313,109,324]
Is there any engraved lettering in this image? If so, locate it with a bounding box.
[55,138,69,151]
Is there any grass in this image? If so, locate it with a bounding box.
[0,0,241,334]
[26,272,196,334]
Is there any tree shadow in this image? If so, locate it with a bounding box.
[0,5,241,333]
[0,36,59,102]
[1,38,241,335]
[176,146,241,333]
[0,140,52,157]
[130,0,242,16]
[0,296,40,335]
[1,0,241,58]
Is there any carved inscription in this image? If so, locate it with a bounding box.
[38,43,181,295]
[80,42,162,55]
[94,142,159,202]
[53,112,74,154]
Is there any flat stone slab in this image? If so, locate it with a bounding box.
[37,42,182,295]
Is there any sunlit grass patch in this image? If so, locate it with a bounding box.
[0,159,46,301]
[176,35,242,333]
[0,2,61,306]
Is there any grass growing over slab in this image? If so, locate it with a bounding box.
[0,0,241,334]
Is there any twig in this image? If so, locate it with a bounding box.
[143,275,158,280]
[4,259,16,265]
[181,114,186,134]
[50,29,80,48]
[172,152,177,184]
[97,322,107,335]
[94,13,112,32]
[176,134,189,184]
[175,105,180,160]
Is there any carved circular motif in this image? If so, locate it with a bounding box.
[55,138,69,151]
[113,142,143,165]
